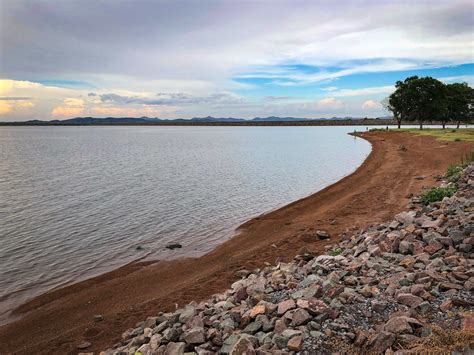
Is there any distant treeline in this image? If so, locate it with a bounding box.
[0,118,456,127]
[383,76,473,129]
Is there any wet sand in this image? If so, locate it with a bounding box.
[0,131,472,354]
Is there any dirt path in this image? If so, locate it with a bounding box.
[0,131,472,354]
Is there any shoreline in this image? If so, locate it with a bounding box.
[0,131,472,354]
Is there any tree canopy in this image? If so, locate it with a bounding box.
[383,76,473,129]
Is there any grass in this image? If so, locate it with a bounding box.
[444,151,474,180]
[397,128,474,142]
[420,185,457,205]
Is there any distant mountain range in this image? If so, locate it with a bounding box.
[1,116,393,125]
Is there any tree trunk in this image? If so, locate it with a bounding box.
[419,121,423,130]
[442,122,445,129]
[398,122,401,129]
[457,121,460,129]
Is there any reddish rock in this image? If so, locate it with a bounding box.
[234,287,248,303]
[277,299,296,315]
[440,299,453,311]
[325,284,344,298]
[396,293,423,308]
[249,304,266,318]
[287,335,303,351]
[424,240,443,254]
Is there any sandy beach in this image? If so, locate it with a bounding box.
[0,130,472,354]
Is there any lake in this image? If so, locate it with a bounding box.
[0,126,371,320]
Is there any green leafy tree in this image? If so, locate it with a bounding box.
[445,82,473,128]
[403,76,446,130]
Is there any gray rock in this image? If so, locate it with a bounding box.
[184,327,205,344]
[164,342,185,355]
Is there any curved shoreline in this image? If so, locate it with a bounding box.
[0,131,472,354]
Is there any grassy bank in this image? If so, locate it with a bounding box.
[400,128,474,142]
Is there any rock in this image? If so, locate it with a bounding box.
[164,342,185,355]
[396,293,423,308]
[277,299,296,315]
[281,329,302,339]
[369,331,396,353]
[371,300,388,312]
[249,304,266,318]
[424,240,443,254]
[93,314,104,322]
[76,341,91,350]
[149,334,162,350]
[384,316,421,334]
[220,334,240,354]
[287,335,303,351]
[291,309,311,326]
[230,336,255,355]
[399,241,413,255]
[395,211,416,225]
[243,321,262,334]
[178,305,196,323]
[439,282,463,291]
[163,327,179,342]
[165,242,182,250]
[183,327,205,344]
[440,299,453,311]
[316,230,330,240]
[234,287,248,303]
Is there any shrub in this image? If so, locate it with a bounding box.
[445,164,463,179]
[328,248,342,256]
[454,138,462,141]
[420,186,457,205]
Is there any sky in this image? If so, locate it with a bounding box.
[0,0,473,121]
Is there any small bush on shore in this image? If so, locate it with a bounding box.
[445,164,463,179]
[420,186,457,205]
[328,248,342,256]
[445,151,474,180]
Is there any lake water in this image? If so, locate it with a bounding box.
[0,126,371,320]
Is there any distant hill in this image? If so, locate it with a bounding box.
[0,116,396,126]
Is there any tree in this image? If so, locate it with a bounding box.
[382,93,402,128]
[445,82,473,128]
[396,76,446,130]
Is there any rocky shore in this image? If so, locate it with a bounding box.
[100,165,473,354]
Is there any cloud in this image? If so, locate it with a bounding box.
[51,106,84,117]
[64,98,85,107]
[321,87,338,92]
[317,97,344,109]
[90,106,177,117]
[1,1,472,85]
[264,95,294,101]
[362,100,379,109]
[331,86,395,97]
[96,92,245,107]
[0,96,32,100]
[0,102,13,115]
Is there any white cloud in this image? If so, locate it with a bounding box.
[317,97,344,109]
[331,86,395,97]
[362,100,379,109]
